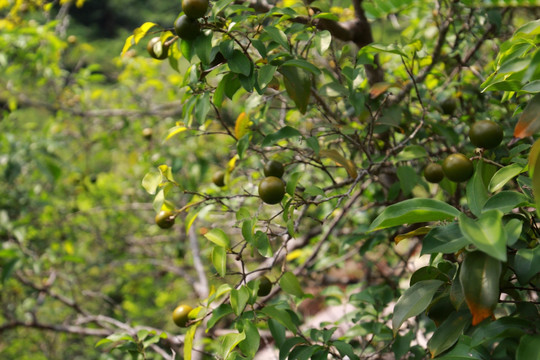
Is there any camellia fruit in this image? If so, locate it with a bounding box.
[172,304,193,327]
[263,160,285,178]
[174,15,201,40]
[423,163,444,183]
[146,37,169,60]
[469,120,503,149]
[442,153,474,182]
[212,170,225,187]
[258,176,285,204]
[181,0,209,19]
[155,210,175,229]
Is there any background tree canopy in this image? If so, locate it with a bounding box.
[1,0,540,359]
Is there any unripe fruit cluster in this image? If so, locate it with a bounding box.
[258,161,286,205]
[423,120,502,184]
[146,0,209,60]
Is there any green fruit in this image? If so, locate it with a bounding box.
[146,37,169,60]
[442,153,474,182]
[469,120,503,149]
[212,170,225,187]
[172,304,193,327]
[174,15,201,40]
[441,98,457,115]
[182,0,209,19]
[263,160,284,178]
[257,276,272,297]
[155,210,175,229]
[258,176,285,205]
[424,163,444,183]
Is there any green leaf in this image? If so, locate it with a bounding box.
[369,198,460,232]
[281,59,321,75]
[279,337,306,360]
[228,50,251,77]
[467,160,489,217]
[279,65,311,114]
[194,31,213,65]
[460,251,501,326]
[505,218,523,246]
[488,163,525,192]
[471,317,530,347]
[230,286,250,315]
[238,320,260,357]
[264,26,290,50]
[396,166,418,196]
[268,319,287,348]
[218,331,246,360]
[393,145,428,161]
[258,64,277,89]
[516,334,540,360]
[482,191,530,213]
[237,134,250,160]
[333,341,359,360]
[204,228,231,248]
[421,223,469,255]
[428,311,472,358]
[533,149,540,219]
[212,0,235,17]
[286,172,302,196]
[458,210,507,262]
[254,231,273,257]
[207,303,234,329]
[1,258,18,284]
[279,272,304,298]
[142,171,161,195]
[261,126,302,147]
[514,245,540,285]
[212,246,227,277]
[314,30,332,55]
[261,306,297,332]
[392,280,444,334]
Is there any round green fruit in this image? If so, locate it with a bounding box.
[146,37,169,60]
[172,304,193,327]
[440,98,457,115]
[174,15,201,40]
[257,276,272,297]
[258,176,285,205]
[263,160,284,178]
[155,210,175,229]
[182,0,209,19]
[469,120,503,149]
[212,170,225,187]
[442,153,473,182]
[423,163,444,183]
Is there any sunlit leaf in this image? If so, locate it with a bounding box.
[204,228,231,248]
[458,211,507,262]
[320,149,358,178]
[234,112,250,139]
[121,22,157,55]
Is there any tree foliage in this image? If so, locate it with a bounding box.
[2,0,540,359]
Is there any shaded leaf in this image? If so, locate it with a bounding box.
[516,334,540,360]
[458,211,507,262]
[514,245,540,285]
[279,272,304,298]
[428,311,472,358]
[320,149,357,178]
[279,66,311,114]
[261,126,302,147]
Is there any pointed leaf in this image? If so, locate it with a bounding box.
[219,331,246,359]
[204,228,231,248]
[230,286,250,315]
[514,93,540,138]
[516,334,540,360]
[488,163,525,192]
[392,280,444,333]
[514,245,540,285]
[460,251,501,326]
[428,311,472,358]
[234,112,250,139]
[212,246,227,277]
[369,199,460,232]
[483,191,530,213]
[421,223,469,255]
[467,160,489,217]
[533,150,540,219]
[261,126,302,147]
[279,272,304,298]
[279,66,311,114]
[184,324,198,360]
[458,211,507,262]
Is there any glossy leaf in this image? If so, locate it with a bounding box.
[460,251,501,326]
[238,320,260,358]
[392,280,444,333]
[514,245,540,285]
[207,303,233,329]
[218,331,246,359]
[466,160,489,217]
[230,286,250,315]
[428,311,472,358]
[516,334,540,360]
[421,223,469,255]
[279,271,304,298]
[458,210,507,262]
[369,199,460,232]
[204,228,231,249]
[142,170,161,195]
[212,246,227,277]
[482,191,530,213]
[261,306,297,332]
[228,50,251,76]
[184,324,198,360]
[488,163,525,192]
[279,65,311,114]
[471,317,530,347]
[234,112,250,139]
[514,93,540,138]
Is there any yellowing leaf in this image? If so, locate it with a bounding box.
[227,155,239,172]
[394,226,433,244]
[370,82,393,99]
[320,149,358,178]
[234,112,251,139]
[121,22,157,56]
[514,93,540,138]
[165,124,188,142]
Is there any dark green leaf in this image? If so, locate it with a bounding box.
[514,245,540,285]
[228,50,251,77]
[279,66,311,114]
[261,126,302,147]
[458,211,507,262]
[279,272,304,298]
[428,311,472,358]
